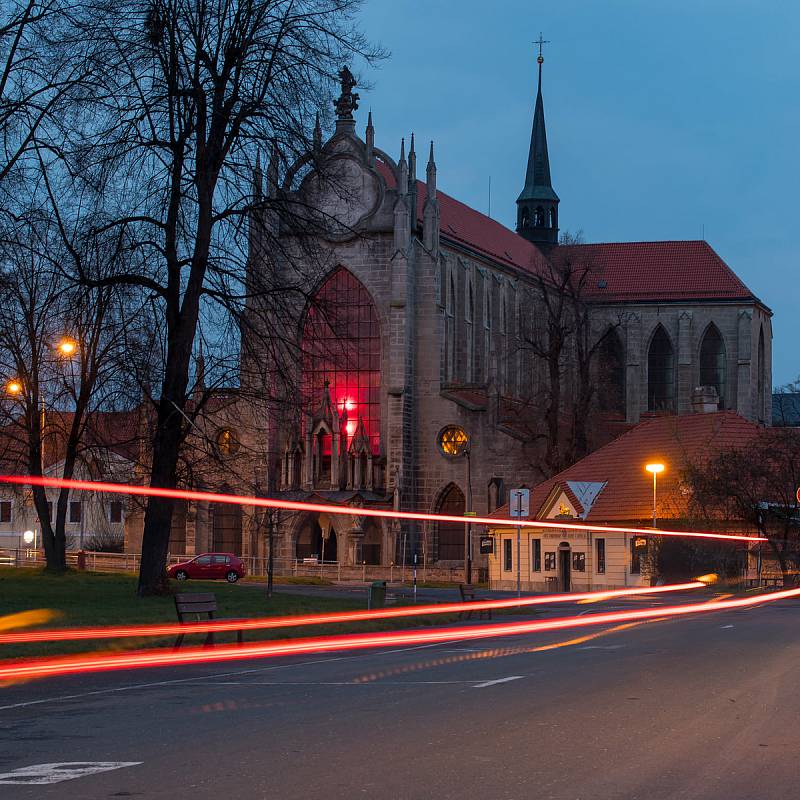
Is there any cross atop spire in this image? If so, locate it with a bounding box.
[534,32,550,61]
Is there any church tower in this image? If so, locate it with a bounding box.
[516,40,559,245]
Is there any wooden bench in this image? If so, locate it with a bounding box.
[174,592,244,648]
[459,584,492,621]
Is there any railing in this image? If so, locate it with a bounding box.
[0,549,475,585]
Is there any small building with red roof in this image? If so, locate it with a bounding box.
[486,411,762,591]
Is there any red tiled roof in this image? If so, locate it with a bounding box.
[490,411,762,524]
[0,409,141,473]
[375,159,758,304]
[558,241,756,303]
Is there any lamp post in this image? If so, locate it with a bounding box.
[437,425,471,584]
[645,463,665,528]
[6,336,80,539]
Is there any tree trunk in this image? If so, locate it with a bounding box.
[136,395,186,595]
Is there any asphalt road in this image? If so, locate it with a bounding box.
[1,593,798,799]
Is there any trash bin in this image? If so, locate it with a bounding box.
[368,580,387,609]
[77,550,87,571]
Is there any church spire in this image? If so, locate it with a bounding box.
[516,35,559,246]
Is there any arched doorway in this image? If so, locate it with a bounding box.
[558,541,571,592]
[211,500,242,554]
[296,516,338,562]
[435,484,466,561]
[361,522,382,565]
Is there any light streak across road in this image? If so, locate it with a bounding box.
[0,475,767,542]
[0,582,704,644]
[2,585,798,684]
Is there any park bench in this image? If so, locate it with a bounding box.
[458,583,492,621]
[174,592,244,648]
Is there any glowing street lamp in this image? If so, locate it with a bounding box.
[56,337,78,357]
[6,379,23,396]
[645,463,665,528]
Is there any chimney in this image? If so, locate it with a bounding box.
[691,386,719,413]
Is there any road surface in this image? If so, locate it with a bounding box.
[0,593,797,799]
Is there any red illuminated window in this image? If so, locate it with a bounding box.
[303,268,381,454]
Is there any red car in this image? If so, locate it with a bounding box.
[167,553,246,583]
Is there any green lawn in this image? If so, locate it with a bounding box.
[0,568,459,659]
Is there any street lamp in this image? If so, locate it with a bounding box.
[645,463,665,528]
[6,379,22,396]
[438,425,473,584]
[56,337,78,357]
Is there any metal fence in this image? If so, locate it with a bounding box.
[0,549,476,584]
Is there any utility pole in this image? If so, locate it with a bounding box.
[266,509,275,598]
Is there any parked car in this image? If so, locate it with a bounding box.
[167,553,246,583]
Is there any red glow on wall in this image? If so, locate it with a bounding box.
[303,268,381,454]
[0,475,767,542]
[2,585,797,683]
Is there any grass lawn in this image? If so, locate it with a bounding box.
[0,568,461,659]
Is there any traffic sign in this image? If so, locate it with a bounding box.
[797,486,800,505]
[509,488,530,518]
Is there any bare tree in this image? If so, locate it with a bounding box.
[0,0,89,194]
[57,0,381,594]
[684,427,800,586]
[518,231,621,476]
[0,209,138,570]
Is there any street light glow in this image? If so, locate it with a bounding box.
[6,379,22,395]
[56,338,78,356]
[645,463,665,474]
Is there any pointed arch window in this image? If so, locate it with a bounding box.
[303,267,381,454]
[483,280,492,383]
[757,326,767,421]
[647,326,675,412]
[465,280,474,383]
[597,329,626,416]
[699,324,726,409]
[445,270,455,382]
[499,292,508,394]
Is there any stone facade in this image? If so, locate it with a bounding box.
[137,69,772,573]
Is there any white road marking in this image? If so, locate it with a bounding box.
[0,642,454,712]
[0,762,141,785]
[721,624,735,629]
[577,644,625,651]
[198,680,470,686]
[472,675,525,689]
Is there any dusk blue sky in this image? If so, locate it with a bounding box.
[353,0,800,386]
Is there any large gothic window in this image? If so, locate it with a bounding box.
[303,268,381,453]
[435,483,465,561]
[445,272,455,382]
[699,324,726,409]
[499,293,508,394]
[757,325,767,421]
[465,281,474,383]
[647,326,675,412]
[483,281,492,384]
[597,329,626,416]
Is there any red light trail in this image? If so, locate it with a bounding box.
[2,586,798,683]
[0,581,704,644]
[0,475,767,542]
